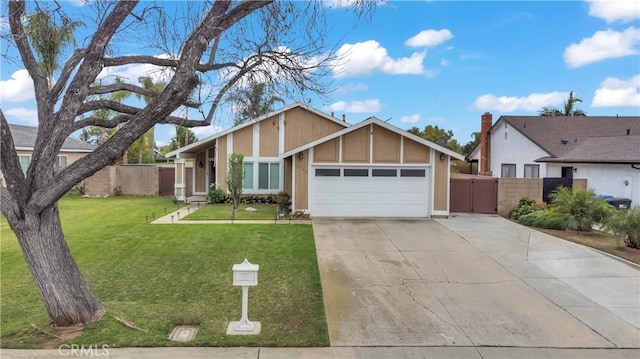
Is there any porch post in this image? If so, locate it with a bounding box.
[175,158,186,202]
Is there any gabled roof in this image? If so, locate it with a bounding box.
[497,116,640,160]
[9,123,96,152]
[166,103,349,158]
[281,116,466,161]
[536,135,640,164]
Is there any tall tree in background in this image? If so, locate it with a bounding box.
[408,124,462,153]
[127,76,166,163]
[539,91,586,116]
[169,126,198,151]
[1,0,374,326]
[461,131,480,156]
[24,10,83,87]
[229,82,285,126]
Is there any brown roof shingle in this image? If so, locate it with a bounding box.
[496,116,640,163]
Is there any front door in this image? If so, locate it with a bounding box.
[209,161,217,189]
[561,166,574,179]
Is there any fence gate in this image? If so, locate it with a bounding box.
[450,178,498,214]
[158,167,175,196]
[542,177,573,203]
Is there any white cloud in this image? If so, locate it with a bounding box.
[335,82,369,94]
[0,69,35,102]
[332,40,425,78]
[586,0,640,23]
[472,92,568,112]
[405,29,453,48]
[400,114,421,123]
[425,116,447,123]
[323,0,386,9]
[326,99,381,113]
[5,107,38,126]
[592,74,640,107]
[191,125,224,138]
[563,27,640,68]
[440,59,450,66]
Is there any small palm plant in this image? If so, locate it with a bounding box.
[549,187,612,232]
[602,208,640,249]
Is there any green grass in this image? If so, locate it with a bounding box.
[1,195,328,348]
[184,203,278,220]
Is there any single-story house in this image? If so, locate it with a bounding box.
[166,103,465,217]
[1,124,97,186]
[468,113,640,207]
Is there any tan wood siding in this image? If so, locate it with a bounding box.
[294,150,309,209]
[434,152,448,211]
[342,126,370,162]
[233,125,253,156]
[259,116,279,157]
[314,138,339,162]
[195,151,206,193]
[284,156,292,195]
[373,125,400,163]
[404,138,431,163]
[284,107,345,152]
[217,137,227,192]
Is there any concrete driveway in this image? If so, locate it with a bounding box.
[312,215,640,348]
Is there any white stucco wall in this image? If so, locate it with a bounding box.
[490,120,549,178]
[549,163,640,207]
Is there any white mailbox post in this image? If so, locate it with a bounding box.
[227,259,260,334]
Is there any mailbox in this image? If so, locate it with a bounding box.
[232,259,259,286]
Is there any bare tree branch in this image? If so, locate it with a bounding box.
[0,109,27,219]
[49,48,87,103]
[88,82,200,108]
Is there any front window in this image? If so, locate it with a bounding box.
[258,162,279,190]
[501,164,516,178]
[524,164,539,178]
[56,155,68,167]
[19,155,30,174]
[242,162,253,190]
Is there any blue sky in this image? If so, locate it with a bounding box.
[1,0,639,148]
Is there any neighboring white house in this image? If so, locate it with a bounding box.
[469,113,640,207]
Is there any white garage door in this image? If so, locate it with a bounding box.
[311,167,430,217]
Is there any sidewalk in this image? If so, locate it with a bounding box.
[3,346,639,359]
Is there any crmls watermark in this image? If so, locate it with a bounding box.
[58,344,109,357]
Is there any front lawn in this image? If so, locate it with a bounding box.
[184,203,277,220]
[1,195,328,348]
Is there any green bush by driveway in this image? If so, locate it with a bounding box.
[1,195,327,348]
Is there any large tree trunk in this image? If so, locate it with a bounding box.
[13,205,104,327]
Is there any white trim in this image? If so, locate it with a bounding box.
[311,162,432,168]
[445,155,451,213]
[338,136,343,163]
[253,123,260,157]
[281,116,465,161]
[165,102,349,158]
[400,137,404,164]
[431,210,450,217]
[215,138,219,187]
[429,149,436,217]
[369,124,373,164]
[291,155,296,211]
[308,148,314,213]
[279,112,285,155]
[227,133,233,157]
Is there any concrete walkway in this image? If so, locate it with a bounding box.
[313,216,639,349]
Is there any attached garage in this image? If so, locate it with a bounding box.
[311,167,430,217]
[283,117,465,218]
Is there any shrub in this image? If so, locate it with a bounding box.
[276,191,292,217]
[207,187,226,204]
[509,197,545,220]
[549,187,613,232]
[602,208,640,249]
[519,208,566,230]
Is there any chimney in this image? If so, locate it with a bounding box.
[480,112,493,176]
